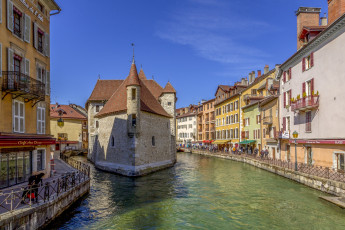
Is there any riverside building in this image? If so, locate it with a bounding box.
[278,2,345,168]
[196,99,215,145]
[87,59,177,176]
[176,105,197,146]
[0,0,60,188]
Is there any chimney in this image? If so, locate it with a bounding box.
[251,71,255,83]
[321,13,328,26]
[264,65,269,74]
[257,70,262,78]
[328,0,345,25]
[296,7,321,50]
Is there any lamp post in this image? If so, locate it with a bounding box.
[292,131,299,171]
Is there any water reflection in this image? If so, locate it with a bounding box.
[46,154,345,230]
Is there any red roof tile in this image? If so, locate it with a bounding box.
[138,68,147,80]
[162,82,176,94]
[87,80,123,102]
[126,63,140,86]
[50,104,87,120]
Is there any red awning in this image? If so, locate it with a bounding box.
[0,135,56,147]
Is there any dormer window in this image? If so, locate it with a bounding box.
[132,88,136,100]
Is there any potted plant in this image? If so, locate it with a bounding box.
[297,94,301,100]
[302,92,307,98]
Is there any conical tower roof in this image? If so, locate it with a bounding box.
[138,68,147,80]
[163,82,176,93]
[126,62,140,87]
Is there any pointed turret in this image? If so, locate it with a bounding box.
[163,82,176,94]
[126,61,140,87]
[139,68,147,80]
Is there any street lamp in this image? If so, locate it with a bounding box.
[292,131,299,171]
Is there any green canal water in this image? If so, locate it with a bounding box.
[47,153,345,230]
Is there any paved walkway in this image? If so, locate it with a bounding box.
[0,159,78,214]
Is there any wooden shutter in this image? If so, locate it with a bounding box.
[243,119,245,127]
[33,22,38,49]
[24,14,31,43]
[302,57,306,72]
[7,0,13,32]
[311,78,314,94]
[248,118,250,125]
[25,58,29,75]
[0,0,2,24]
[7,47,14,71]
[283,92,286,107]
[289,90,292,105]
[46,71,50,95]
[258,129,260,139]
[253,130,255,139]
[44,32,50,56]
[273,127,276,138]
[289,68,292,80]
[42,107,45,134]
[283,117,286,132]
[310,52,314,67]
[0,43,2,76]
[302,82,306,94]
[283,71,286,83]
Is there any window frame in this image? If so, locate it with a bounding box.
[13,100,25,133]
[36,148,45,171]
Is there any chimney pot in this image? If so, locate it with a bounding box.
[257,70,262,77]
[264,65,269,74]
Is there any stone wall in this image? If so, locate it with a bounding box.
[0,180,90,230]
[192,151,345,197]
[87,102,103,162]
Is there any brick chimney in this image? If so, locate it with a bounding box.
[257,70,262,78]
[264,65,269,74]
[296,7,321,50]
[321,13,328,26]
[328,0,345,25]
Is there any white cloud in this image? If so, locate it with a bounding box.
[156,0,272,65]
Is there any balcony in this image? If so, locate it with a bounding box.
[262,116,273,125]
[1,71,45,101]
[291,95,319,112]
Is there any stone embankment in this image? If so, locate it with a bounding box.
[0,158,90,230]
[187,149,345,198]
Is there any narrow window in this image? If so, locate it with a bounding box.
[168,102,172,106]
[95,105,100,112]
[96,120,99,128]
[306,111,312,132]
[38,31,44,53]
[111,136,115,147]
[37,2,44,12]
[132,88,136,100]
[152,136,155,146]
[13,7,22,37]
[337,153,345,171]
[132,114,136,126]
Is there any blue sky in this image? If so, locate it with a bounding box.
[50,0,328,108]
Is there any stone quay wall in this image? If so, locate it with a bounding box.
[0,179,90,230]
[190,150,345,197]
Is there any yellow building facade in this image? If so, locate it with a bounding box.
[0,0,60,188]
[214,84,247,149]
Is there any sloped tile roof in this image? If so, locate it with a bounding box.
[138,68,147,80]
[87,80,123,102]
[50,104,87,120]
[162,82,176,93]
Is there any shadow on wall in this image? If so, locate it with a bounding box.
[293,109,318,125]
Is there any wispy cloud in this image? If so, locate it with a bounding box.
[156,0,272,66]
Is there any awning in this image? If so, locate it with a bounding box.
[0,135,56,147]
[213,140,231,145]
[239,140,256,145]
[203,140,215,144]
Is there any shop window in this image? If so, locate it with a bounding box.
[336,153,345,171]
[37,149,45,171]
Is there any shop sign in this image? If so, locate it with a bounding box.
[289,139,345,145]
[19,0,44,22]
[282,131,290,139]
[0,139,56,147]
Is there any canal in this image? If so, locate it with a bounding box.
[47,153,345,229]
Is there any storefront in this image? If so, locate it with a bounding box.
[0,135,55,188]
[239,140,256,153]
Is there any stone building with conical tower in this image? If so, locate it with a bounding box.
[86,59,177,176]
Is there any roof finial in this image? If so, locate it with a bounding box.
[131,43,135,64]
[98,74,100,80]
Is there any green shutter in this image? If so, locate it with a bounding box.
[7,0,13,32]
[24,14,31,43]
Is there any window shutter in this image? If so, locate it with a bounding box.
[24,14,31,43]
[37,107,41,133]
[33,22,38,49]
[7,0,13,32]
[283,92,286,107]
[7,47,14,71]
[289,68,292,80]
[302,57,306,72]
[25,58,29,76]
[302,82,306,94]
[46,71,50,95]
[310,52,314,67]
[273,127,276,138]
[258,129,260,139]
[283,71,286,83]
[0,0,2,24]
[283,117,286,132]
[42,107,45,134]
[311,78,314,94]
[44,32,50,57]
[0,43,2,76]
[248,118,250,125]
[243,119,245,127]
[19,102,24,133]
[289,90,292,105]
[42,150,46,170]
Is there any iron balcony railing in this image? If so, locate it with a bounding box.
[291,95,319,112]
[1,71,45,99]
[262,116,273,125]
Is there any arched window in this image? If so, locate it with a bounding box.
[152,136,155,146]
